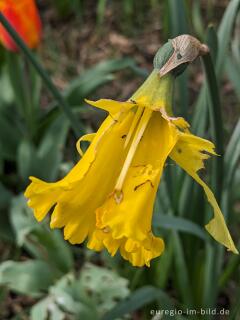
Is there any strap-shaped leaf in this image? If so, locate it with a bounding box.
[102,286,174,320]
[153,214,207,241]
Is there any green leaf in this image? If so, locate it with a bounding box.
[0,107,21,161]
[192,0,205,39]
[79,263,129,316]
[0,260,55,297]
[206,25,218,63]
[29,57,42,110]
[229,288,240,319]
[153,214,207,241]
[176,71,189,119]
[172,232,193,307]
[0,182,12,209]
[0,212,13,243]
[192,0,240,135]
[216,0,240,76]
[5,53,26,115]
[31,273,97,320]
[0,65,14,105]
[219,253,240,288]
[10,195,74,273]
[10,195,38,246]
[102,286,173,320]
[31,297,65,320]
[167,0,189,37]
[33,229,74,274]
[226,56,240,100]
[151,236,174,289]
[30,264,130,320]
[224,118,240,186]
[0,185,13,242]
[65,58,137,106]
[202,52,223,197]
[36,114,69,181]
[17,139,37,182]
[51,273,97,318]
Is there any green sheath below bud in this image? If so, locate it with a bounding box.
[153,41,174,70]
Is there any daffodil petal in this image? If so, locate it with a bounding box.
[170,133,238,254]
[25,177,71,221]
[24,115,115,221]
[120,237,165,267]
[85,99,134,116]
[160,108,190,131]
[25,109,136,247]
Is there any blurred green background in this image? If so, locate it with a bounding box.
[0,0,240,319]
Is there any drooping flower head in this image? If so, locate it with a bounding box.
[0,0,42,51]
[25,35,238,267]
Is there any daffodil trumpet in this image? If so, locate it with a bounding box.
[25,35,238,267]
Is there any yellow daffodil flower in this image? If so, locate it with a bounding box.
[25,35,238,267]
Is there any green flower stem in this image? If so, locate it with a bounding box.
[0,12,83,137]
[202,52,224,199]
